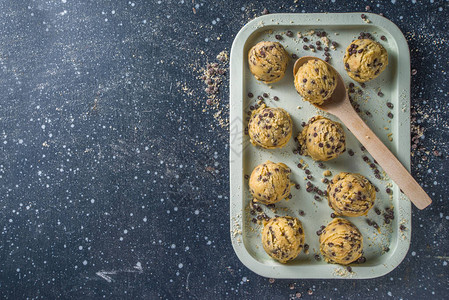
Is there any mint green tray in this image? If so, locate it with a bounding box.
[229,13,411,279]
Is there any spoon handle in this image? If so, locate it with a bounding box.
[337,102,432,210]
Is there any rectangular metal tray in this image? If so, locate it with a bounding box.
[229,13,412,279]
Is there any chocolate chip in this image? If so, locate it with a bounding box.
[314,254,321,261]
[307,175,313,180]
[263,93,268,98]
[387,112,394,119]
[380,35,387,41]
[295,184,301,190]
[331,41,338,47]
[387,102,394,109]
[400,224,406,231]
[297,163,303,168]
[244,174,250,179]
[357,256,366,263]
[275,34,282,40]
[248,92,253,98]
[325,57,330,62]
[305,169,311,175]
[292,53,298,59]
[273,96,279,101]
[375,207,381,215]
[257,96,263,101]
[316,230,322,235]
[324,47,329,51]
[378,91,384,97]
[286,30,293,37]
[299,210,305,216]
[345,63,350,70]
[347,266,352,273]
[361,146,366,151]
[303,45,309,50]
[303,37,309,42]
[330,213,336,218]
[303,78,307,83]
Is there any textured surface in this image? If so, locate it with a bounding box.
[0,0,447,299]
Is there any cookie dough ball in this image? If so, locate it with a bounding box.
[343,39,388,82]
[294,59,337,105]
[327,172,376,217]
[319,218,363,265]
[262,216,305,263]
[248,41,289,84]
[248,104,292,149]
[249,161,292,205]
[297,116,346,161]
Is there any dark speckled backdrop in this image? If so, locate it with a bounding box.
[0,0,447,299]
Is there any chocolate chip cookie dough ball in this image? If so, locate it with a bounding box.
[319,218,363,265]
[327,172,376,217]
[343,39,388,82]
[294,59,337,105]
[297,116,346,161]
[249,161,292,205]
[248,41,289,84]
[248,104,292,149]
[262,216,305,263]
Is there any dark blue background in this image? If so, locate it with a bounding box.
[0,0,447,299]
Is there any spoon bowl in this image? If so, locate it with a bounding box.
[293,56,432,210]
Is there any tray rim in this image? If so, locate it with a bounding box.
[229,12,412,279]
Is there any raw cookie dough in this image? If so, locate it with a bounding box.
[249,161,292,205]
[248,41,289,84]
[262,216,305,263]
[248,104,292,149]
[343,39,388,82]
[297,116,346,161]
[319,218,363,265]
[294,59,337,105]
[327,172,376,217]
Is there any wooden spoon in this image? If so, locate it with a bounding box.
[293,56,431,210]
